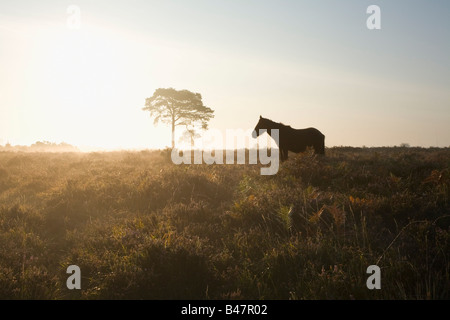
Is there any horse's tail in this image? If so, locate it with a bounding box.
[317,133,325,155]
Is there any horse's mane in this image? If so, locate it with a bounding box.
[262,117,292,129]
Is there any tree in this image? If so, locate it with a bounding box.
[179,128,201,148]
[142,88,214,148]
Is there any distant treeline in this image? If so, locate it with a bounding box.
[328,145,449,152]
[0,141,79,152]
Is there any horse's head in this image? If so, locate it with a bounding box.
[252,115,265,138]
[253,115,273,138]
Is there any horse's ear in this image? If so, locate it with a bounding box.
[260,115,262,119]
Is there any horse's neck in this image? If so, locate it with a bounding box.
[265,123,285,139]
[269,122,284,132]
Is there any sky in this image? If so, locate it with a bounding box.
[0,0,449,150]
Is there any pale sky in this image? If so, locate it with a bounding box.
[0,0,449,150]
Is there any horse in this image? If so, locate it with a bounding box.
[252,116,325,160]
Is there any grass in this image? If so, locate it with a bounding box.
[0,147,448,299]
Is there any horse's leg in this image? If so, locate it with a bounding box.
[316,139,325,155]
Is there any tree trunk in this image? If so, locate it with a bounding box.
[171,115,175,149]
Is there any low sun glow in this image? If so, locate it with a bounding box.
[0,1,449,149]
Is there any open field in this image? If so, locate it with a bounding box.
[0,147,449,299]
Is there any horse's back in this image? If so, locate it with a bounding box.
[296,127,324,138]
[283,127,324,153]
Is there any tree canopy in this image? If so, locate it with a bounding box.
[143,88,214,148]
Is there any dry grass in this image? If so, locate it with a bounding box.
[0,147,448,299]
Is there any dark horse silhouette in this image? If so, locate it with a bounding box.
[252,116,325,160]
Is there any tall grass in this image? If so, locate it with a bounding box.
[0,147,448,299]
